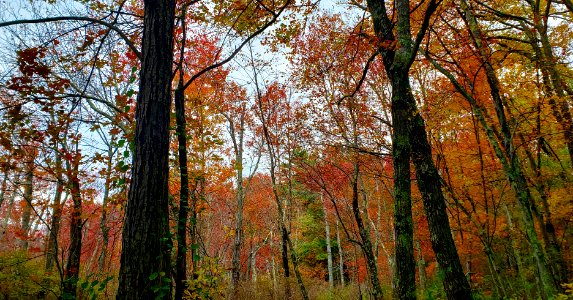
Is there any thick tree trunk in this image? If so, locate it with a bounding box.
[409,102,473,299]
[389,71,415,300]
[365,0,472,298]
[117,0,176,298]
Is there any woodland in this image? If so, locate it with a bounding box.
[0,0,572,299]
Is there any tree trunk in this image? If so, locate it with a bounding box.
[351,164,383,299]
[0,172,19,241]
[336,220,344,286]
[255,68,307,300]
[460,1,557,295]
[98,144,113,272]
[389,71,415,300]
[20,161,33,251]
[63,162,82,299]
[503,203,531,298]
[416,240,426,292]
[46,151,63,272]
[364,0,472,298]
[117,0,176,298]
[231,116,246,298]
[322,194,334,290]
[175,81,190,300]
[409,102,473,299]
[0,168,9,210]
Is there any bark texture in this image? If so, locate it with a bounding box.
[364,0,473,298]
[117,0,176,298]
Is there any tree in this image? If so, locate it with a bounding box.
[117,0,176,298]
[364,0,472,298]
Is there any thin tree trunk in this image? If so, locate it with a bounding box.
[484,244,508,298]
[351,164,383,299]
[63,161,82,299]
[98,144,113,272]
[46,151,63,272]
[322,194,334,290]
[251,248,257,282]
[532,4,573,168]
[0,172,20,241]
[416,240,426,292]
[254,63,307,300]
[270,230,277,293]
[117,0,176,298]
[336,220,344,286]
[231,115,246,298]
[20,161,33,251]
[503,203,530,297]
[459,1,557,295]
[175,65,190,300]
[0,168,9,210]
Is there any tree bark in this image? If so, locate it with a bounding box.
[230,114,246,298]
[63,161,82,299]
[117,0,176,298]
[0,167,9,211]
[175,77,190,300]
[46,151,63,272]
[20,161,33,251]
[416,240,426,292]
[410,103,473,299]
[365,0,472,298]
[336,220,344,286]
[98,143,113,272]
[0,172,19,241]
[389,71,415,300]
[351,164,383,298]
[322,194,334,290]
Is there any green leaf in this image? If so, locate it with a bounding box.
[149,272,158,280]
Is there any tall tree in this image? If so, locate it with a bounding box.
[117,0,176,298]
[364,0,472,298]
